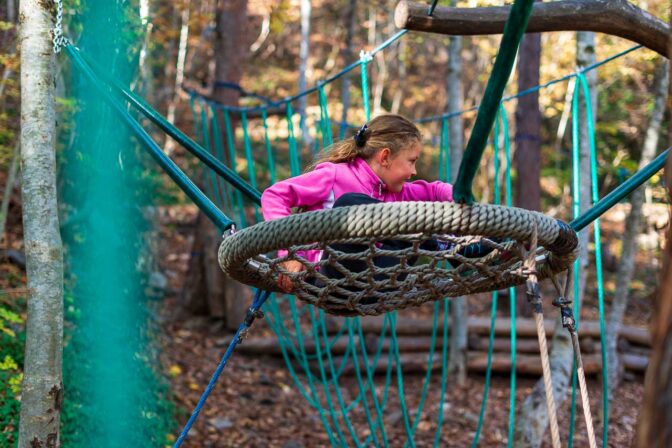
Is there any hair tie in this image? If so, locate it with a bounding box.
[354,124,368,147]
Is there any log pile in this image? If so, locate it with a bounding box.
[238,316,650,376]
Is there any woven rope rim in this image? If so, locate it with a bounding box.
[218,202,578,316]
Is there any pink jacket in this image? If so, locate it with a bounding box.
[261,157,454,262]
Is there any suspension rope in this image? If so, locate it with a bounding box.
[524,221,562,448]
[359,51,373,122]
[577,71,608,447]
[173,290,271,447]
[472,107,506,447]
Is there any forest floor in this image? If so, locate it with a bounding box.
[157,204,661,448]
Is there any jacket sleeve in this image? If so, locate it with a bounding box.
[400,180,453,202]
[261,163,337,221]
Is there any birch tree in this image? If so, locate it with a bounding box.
[298,0,312,143]
[17,1,64,446]
[513,31,596,448]
[445,1,466,385]
[605,62,668,401]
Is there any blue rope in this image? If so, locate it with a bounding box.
[174,289,272,447]
[416,44,642,124]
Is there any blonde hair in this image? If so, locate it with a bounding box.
[308,114,421,170]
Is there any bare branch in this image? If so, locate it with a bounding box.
[395,0,669,57]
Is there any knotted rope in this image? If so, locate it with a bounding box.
[523,218,561,448]
[219,202,578,316]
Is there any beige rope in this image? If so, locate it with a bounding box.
[552,269,598,448]
[525,220,562,448]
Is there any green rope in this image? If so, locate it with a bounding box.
[577,72,609,446]
[405,300,442,447]
[210,105,234,218]
[433,299,450,447]
[309,309,361,447]
[495,105,517,448]
[197,102,225,210]
[390,312,417,447]
[472,107,508,447]
[188,95,202,145]
[240,112,261,223]
[360,52,372,122]
[261,109,277,185]
[452,0,534,204]
[286,103,301,176]
[318,84,333,148]
[222,110,247,227]
[346,320,382,448]
[568,76,583,448]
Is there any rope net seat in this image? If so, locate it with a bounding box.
[218,201,578,316]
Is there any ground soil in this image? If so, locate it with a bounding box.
[157,204,658,448]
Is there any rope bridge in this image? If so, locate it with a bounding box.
[51,0,667,446]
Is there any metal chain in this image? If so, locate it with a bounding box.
[52,0,69,54]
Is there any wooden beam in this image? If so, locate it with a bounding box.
[395,0,669,57]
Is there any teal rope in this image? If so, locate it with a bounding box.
[433,132,452,447]
[210,106,234,218]
[390,312,416,447]
[472,107,507,447]
[188,95,202,144]
[240,112,261,223]
[309,309,361,447]
[496,105,517,448]
[417,45,642,125]
[198,103,227,212]
[577,72,609,446]
[360,53,372,122]
[318,84,333,149]
[405,300,442,447]
[222,110,247,227]
[568,76,582,448]
[346,320,381,447]
[261,109,276,186]
[357,316,394,446]
[286,103,301,176]
[452,0,534,204]
[433,299,450,447]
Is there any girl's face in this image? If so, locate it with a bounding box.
[379,143,421,193]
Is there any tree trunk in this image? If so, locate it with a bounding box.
[0,140,19,245]
[514,1,542,318]
[605,62,668,402]
[634,15,672,446]
[298,0,311,143]
[182,0,250,329]
[513,31,596,448]
[339,0,356,138]
[514,6,541,213]
[17,1,64,446]
[136,0,153,98]
[164,1,190,156]
[445,16,467,386]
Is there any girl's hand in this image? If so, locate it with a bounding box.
[278,260,306,292]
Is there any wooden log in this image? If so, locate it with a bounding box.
[311,351,647,377]
[394,0,669,57]
[324,315,651,347]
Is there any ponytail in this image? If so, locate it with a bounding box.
[307,114,421,171]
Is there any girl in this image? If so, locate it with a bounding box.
[261,114,455,293]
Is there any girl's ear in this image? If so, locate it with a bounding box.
[379,147,392,167]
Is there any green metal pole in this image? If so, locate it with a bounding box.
[452,0,534,204]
